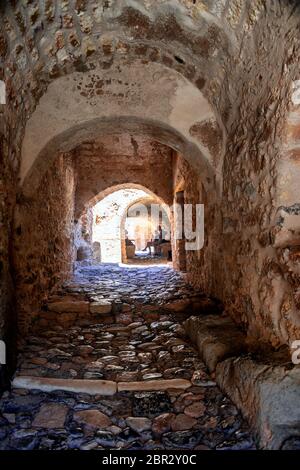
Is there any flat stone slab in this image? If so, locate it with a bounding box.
[184,315,246,372]
[164,299,191,312]
[12,376,190,395]
[90,300,112,314]
[216,357,300,449]
[118,379,191,392]
[47,299,89,313]
[73,409,112,429]
[32,403,68,428]
[12,376,117,395]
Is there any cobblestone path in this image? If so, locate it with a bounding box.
[0,265,256,450]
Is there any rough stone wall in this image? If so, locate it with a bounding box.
[173,0,300,354]
[0,106,18,386]
[13,153,76,336]
[215,2,300,349]
[172,152,218,294]
[74,135,174,218]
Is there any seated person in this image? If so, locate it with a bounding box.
[142,229,159,253]
[155,225,168,255]
[125,230,135,246]
[158,225,169,244]
[143,226,169,254]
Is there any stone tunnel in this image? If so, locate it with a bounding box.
[1,0,300,452]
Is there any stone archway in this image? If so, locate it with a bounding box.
[120,195,172,264]
[76,185,167,264]
[79,182,171,222]
[19,60,224,200]
[75,182,172,265]
[2,0,300,451]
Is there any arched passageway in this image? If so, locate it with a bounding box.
[1,0,300,452]
[14,129,213,337]
[76,185,172,265]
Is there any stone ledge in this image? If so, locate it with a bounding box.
[47,299,89,313]
[90,300,112,314]
[184,315,246,372]
[12,376,191,395]
[118,379,191,392]
[164,295,222,315]
[216,357,300,450]
[12,376,117,396]
[184,314,300,448]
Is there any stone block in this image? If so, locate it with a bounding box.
[32,403,68,428]
[126,417,152,433]
[59,312,78,323]
[118,379,191,392]
[48,299,89,313]
[184,315,246,372]
[164,299,191,312]
[12,376,117,396]
[74,410,112,430]
[90,300,112,314]
[216,357,300,449]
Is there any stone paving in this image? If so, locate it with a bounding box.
[0,264,256,450]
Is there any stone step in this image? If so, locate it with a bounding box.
[47,297,113,314]
[184,314,246,372]
[184,314,300,449]
[46,295,219,316]
[12,376,117,396]
[216,356,300,450]
[165,296,222,315]
[118,379,191,392]
[12,376,191,395]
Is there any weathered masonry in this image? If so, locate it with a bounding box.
[1,0,300,451]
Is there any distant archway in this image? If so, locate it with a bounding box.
[76,184,171,265]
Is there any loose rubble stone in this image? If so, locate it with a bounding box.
[171,413,197,431]
[184,402,206,418]
[162,430,203,449]
[32,403,68,428]
[73,410,112,430]
[126,417,152,433]
[10,429,39,450]
[142,373,163,380]
[152,413,175,435]
[90,301,112,314]
[133,392,172,418]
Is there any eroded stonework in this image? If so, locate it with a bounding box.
[0,0,300,448]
